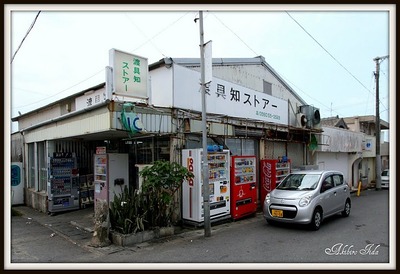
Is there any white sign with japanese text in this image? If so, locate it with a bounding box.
[75,88,108,111]
[109,48,148,99]
[173,64,288,125]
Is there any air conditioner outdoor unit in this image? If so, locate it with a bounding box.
[296,113,308,128]
[299,105,321,129]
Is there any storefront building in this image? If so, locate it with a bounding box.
[12,52,323,215]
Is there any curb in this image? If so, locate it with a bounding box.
[70,221,94,233]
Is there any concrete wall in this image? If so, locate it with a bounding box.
[24,188,47,213]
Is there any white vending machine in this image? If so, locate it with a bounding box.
[94,153,129,208]
[182,148,231,224]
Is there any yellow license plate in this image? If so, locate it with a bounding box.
[271,209,283,218]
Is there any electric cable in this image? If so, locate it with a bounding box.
[13,68,104,109]
[11,11,41,64]
[14,12,190,111]
[210,12,259,57]
[126,11,190,55]
[286,11,388,110]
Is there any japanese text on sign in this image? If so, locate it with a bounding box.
[173,64,288,125]
[110,49,148,99]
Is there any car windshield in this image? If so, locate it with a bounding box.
[277,174,321,190]
[382,170,389,176]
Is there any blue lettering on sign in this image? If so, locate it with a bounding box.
[11,165,21,186]
[127,116,142,131]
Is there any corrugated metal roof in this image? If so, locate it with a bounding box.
[12,82,106,121]
[150,56,307,105]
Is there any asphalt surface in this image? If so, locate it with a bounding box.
[6,188,394,270]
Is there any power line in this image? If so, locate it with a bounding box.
[13,12,190,111]
[11,11,41,64]
[13,68,104,109]
[285,11,373,94]
[285,11,389,114]
[127,11,190,55]
[210,12,259,57]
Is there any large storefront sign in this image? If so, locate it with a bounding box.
[173,64,288,125]
[109,48,148,99]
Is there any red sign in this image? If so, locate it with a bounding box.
[262,161,272,192]
[96,147,106,154]
[187,157,194,187]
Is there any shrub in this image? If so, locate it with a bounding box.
[139,160,194,228]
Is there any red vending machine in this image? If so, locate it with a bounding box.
[260,158,291,204]
[230,155,257,220]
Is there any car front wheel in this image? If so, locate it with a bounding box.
[309,208,322,230]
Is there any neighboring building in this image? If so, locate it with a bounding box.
[320,115,349,129]
[11,131,23,162]
[316,115,390,189]
[344,115,390,170]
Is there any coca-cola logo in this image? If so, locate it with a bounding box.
[262,162,272,192]
[187,157,194,186]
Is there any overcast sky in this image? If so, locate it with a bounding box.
[6,5,394,140]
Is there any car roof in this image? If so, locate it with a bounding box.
[290,170,343,176]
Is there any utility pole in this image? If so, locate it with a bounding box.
[373,55,389,191]
[196,11,211,237]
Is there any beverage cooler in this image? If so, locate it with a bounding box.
[182,148,231,224]
[230,155,257,220]
[260,158,291,204]
[48,152,80,213]
[94,153,129,207]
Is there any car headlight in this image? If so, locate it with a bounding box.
[265,193,271,204]
[299,195,311,207]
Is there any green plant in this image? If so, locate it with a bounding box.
[139,160,194,228]
[109,185,147,234]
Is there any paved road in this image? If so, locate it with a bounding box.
[7,189,394,270]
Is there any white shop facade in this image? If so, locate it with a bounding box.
[12,50,324,214]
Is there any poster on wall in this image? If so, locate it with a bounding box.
[109,48,148,99]
[11,163,24,205]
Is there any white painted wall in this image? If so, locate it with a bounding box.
[316,152,350,184]
[148,65,173,107]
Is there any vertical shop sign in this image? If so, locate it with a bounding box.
[204,41,212,84]
[109,48,148,99]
